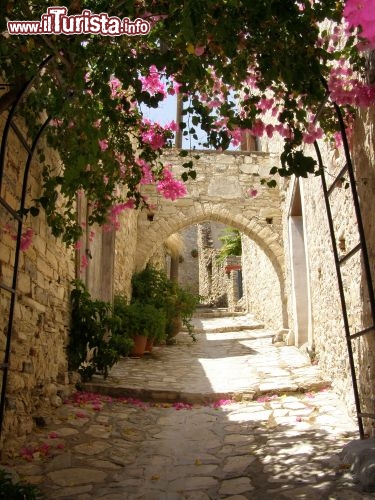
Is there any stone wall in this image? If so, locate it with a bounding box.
[241,234,285,329]
[279,106,375,426]
[0,118,75,451]
[349,105,375,427]
[178,225,199,294]
[113,209,139,300]
[135,150,285,286]
[224,256,243,312]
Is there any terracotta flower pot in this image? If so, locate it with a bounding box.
[145,337,154,353]
[131,335,147,357]
[169,317,183,338]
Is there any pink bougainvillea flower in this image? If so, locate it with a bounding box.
[39,442,50,456]
[80,254,88,269]
[173,402,193,410]
[104,200,136,232]
[257,97,274,113]
[303,124,324,144]
[256,394,279,402]
[20,446,36,461]
[194,45,205,56]
[137,158,155,184]
[274,123,293,139]
[19,228,33,251]
[157,167,187,201]
[250,120,265,137]
[98,139,109,151]
[164,120,178,132]
[109,76,122,98]
[247,188,258,198]
[50,118,63,127]
[344,0,375,48]
[328,60,375,107]
[75,410,88,419]
[265,124,274,138]
[333,131,343,149]
[141,129,166,150]
[48,431,59,439]
[139,65,167,97]
[212,399,233,408]
[230,128,242,147]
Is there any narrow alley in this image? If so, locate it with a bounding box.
[1,312,372,499]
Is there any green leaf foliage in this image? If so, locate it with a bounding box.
[217,227,242,263]
[0,469,43,500]
[0,0,369,244]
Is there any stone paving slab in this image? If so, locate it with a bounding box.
[2,315,374,498]
[1,390,373,499]
[84,324,330,403]
[190,313,264,333]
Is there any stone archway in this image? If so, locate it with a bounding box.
[114,149,287,327]
[135,210,287,328]
[137,210,283,278]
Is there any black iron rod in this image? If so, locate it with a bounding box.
[0,55,53,192]
[327,163,348,196]
[9,122,32,155]
[333,101,375,331]
[0,197,22,222]
[0,283,16,294]
[314,140,365,438]
[359,412,375,419]
[339,243,361,265]
[350,325,375,340]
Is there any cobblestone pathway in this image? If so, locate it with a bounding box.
[2,314,375,499]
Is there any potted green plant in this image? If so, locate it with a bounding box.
[69,281,134,382]
[131,265,200,344]
[165,284,200,342]
[114,297,166,356]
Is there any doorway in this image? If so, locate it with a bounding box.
[289,179,311,347]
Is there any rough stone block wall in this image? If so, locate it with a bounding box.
[197,223,228,306]
[241,234,284,329]
[0,120,75,451]
[280,106,375,425]
[178,225,199,294]
[296,169,359,409]
[113,208,139,300]
[352,106,375,429]
[135,150,285,275]
[224,256,243,312]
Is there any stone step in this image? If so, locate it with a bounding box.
[83,378,331,406]
[194,308,248,319]
[190,314,264,333]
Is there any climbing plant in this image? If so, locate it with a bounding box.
[217,228,242,263]
[1,1,374,247]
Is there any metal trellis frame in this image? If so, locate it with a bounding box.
[0,56,53,441]
[314,96,375,439]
